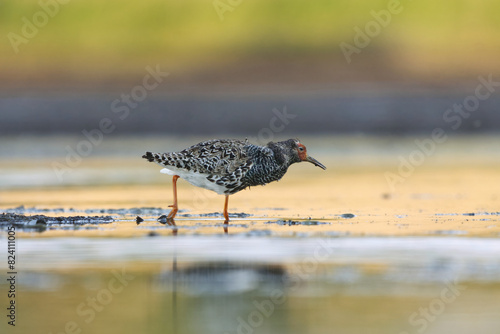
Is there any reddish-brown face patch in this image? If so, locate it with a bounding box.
[297,143,308,161]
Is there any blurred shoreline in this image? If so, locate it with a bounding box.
[2,90,500,135]
[1,134,499,189]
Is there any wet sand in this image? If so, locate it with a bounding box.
[1,157,499,237]
[1,135,500,334]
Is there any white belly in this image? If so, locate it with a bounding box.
[160,167,227,195]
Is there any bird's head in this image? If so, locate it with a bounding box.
[293,139,326,170]
[273,139,326,170]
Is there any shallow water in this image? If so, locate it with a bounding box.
[4,236,500,334]
[1,135,500,333]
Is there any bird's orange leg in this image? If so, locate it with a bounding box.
[223,195,230,224]
[168,175,180,219]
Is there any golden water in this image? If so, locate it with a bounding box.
[1,135,500,333]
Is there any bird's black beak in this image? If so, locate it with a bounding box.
[306,156,326,170]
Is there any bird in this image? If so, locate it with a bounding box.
[142,138,326,223]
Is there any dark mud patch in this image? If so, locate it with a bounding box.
[5,206,182,216]
[85,207,179,216]
[0,213,114,232]
[85,209,251,219]
[6,206,255,218]
[339,213,356,219]
[181,212,252,218]
[436,212,500,216]
[265,219,330,226]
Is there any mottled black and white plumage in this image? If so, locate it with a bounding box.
[142,138,326,195]
[143,138,325,223]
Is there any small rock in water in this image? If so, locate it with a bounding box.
[231,212,252,218]
[157,215,168,224]
[136,216,144,225]
[340,213,356,219]
[27,218,47,226]
[36,218,47,225]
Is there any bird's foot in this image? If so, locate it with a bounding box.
[167,204,178,219]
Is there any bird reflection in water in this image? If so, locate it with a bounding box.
[157,215,179,235]
[157,215,229,235]
[135,211,291,333]
[154,261,289,334]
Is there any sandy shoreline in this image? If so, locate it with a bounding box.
[1,161,498,237]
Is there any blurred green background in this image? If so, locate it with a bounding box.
[1,6,500,334]
[1,0,500,136]
[2,0,500,90]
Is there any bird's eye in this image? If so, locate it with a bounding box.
[298,147,304,152]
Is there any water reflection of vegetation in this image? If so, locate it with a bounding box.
[14,268,500,334]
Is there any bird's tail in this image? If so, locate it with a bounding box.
[142,151,160,163]
[143,151,178,168]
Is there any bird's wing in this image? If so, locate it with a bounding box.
[182,139,252,175]
[143,139,253,175]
